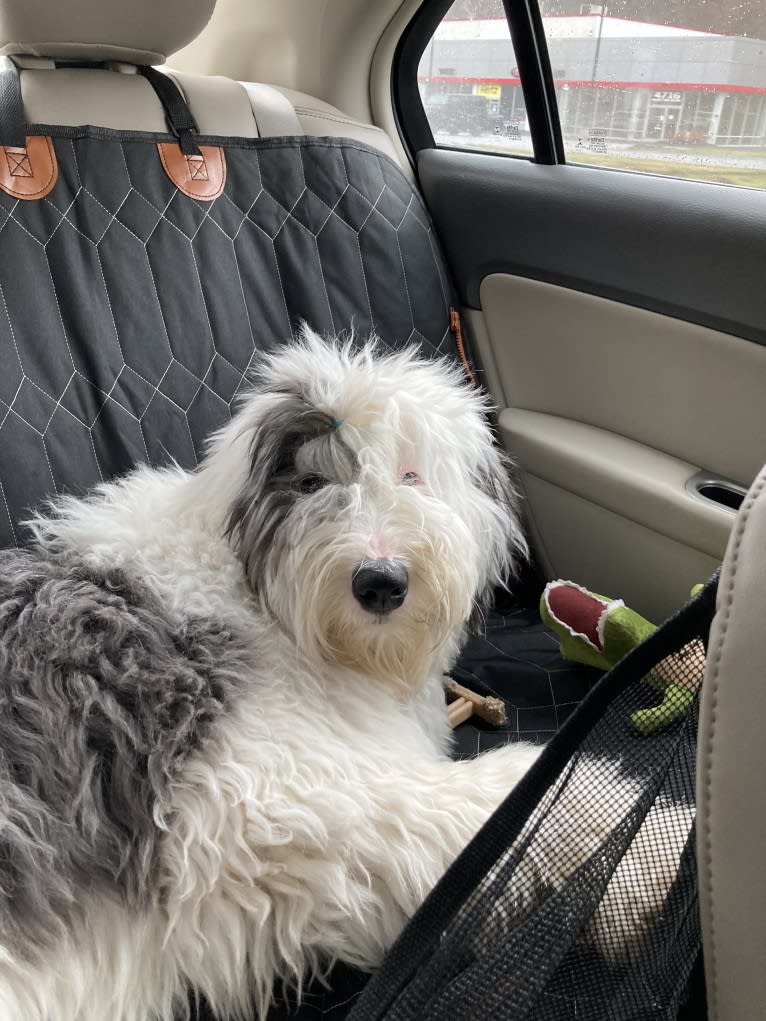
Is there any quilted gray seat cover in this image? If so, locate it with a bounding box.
[0,129,458,547]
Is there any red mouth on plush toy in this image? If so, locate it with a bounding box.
[545,583,608,652]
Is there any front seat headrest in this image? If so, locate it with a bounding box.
[0,0,217,66]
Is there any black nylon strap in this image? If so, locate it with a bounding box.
[0,57,27,148]
[0,60,202,154]
[140,66,201,156]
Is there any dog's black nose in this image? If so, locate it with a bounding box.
[352,560,409,615]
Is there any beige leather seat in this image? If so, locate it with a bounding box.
[0,0,400,160]
[698,461,766,1020]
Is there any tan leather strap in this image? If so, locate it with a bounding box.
[0,135,57,199]
[156,142,225,201]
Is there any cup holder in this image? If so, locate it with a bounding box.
[686,472,747,512]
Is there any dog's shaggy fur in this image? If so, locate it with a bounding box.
[0,335,689,1020]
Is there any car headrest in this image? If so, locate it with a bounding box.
[0,0,217,66]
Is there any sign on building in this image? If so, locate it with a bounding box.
[474,83,502,99]
[651,91,683,104]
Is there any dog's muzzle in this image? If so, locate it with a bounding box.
[352,559,408,615]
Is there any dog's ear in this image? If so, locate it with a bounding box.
[225,387,354,594]
[468,443,528,634]
[226,391,330,592]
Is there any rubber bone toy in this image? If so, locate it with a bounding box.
[539,580,706,734]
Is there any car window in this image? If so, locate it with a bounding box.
[545,1,766,188]
[419,0,766,189]
[418,0,530,159]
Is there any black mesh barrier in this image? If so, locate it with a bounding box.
[345,575,717,1021]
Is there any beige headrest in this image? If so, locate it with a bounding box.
[0,0,217,66]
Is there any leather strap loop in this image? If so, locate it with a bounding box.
[156,141,226,201]
[0,136,58,199]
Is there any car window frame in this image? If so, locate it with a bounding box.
[393,0,564,166]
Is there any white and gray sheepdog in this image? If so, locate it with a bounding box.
[0,334,689,1020]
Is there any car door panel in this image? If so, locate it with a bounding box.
[482,274,766,487]
[417,150,766,620]
[419,149,766,345]
[501,409,730,620]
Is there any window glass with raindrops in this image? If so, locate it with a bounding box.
[419,0,766,189]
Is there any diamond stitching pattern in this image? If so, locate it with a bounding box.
[453,603,602,756]
[0,134,456,551]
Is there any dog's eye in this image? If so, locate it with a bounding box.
[298,473,328,494]
[401,471,420,486]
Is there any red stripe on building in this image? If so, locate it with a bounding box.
[419,75,766,95]
[440,13,724,35]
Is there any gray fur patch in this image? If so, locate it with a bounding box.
[0,550,244,958]
[226,388,356,595]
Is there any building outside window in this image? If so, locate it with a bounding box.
[418,1,766,187]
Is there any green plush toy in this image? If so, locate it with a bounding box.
[540,580,705,734]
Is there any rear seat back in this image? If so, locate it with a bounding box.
[0,0,465,549]
[698,462,766,1021]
